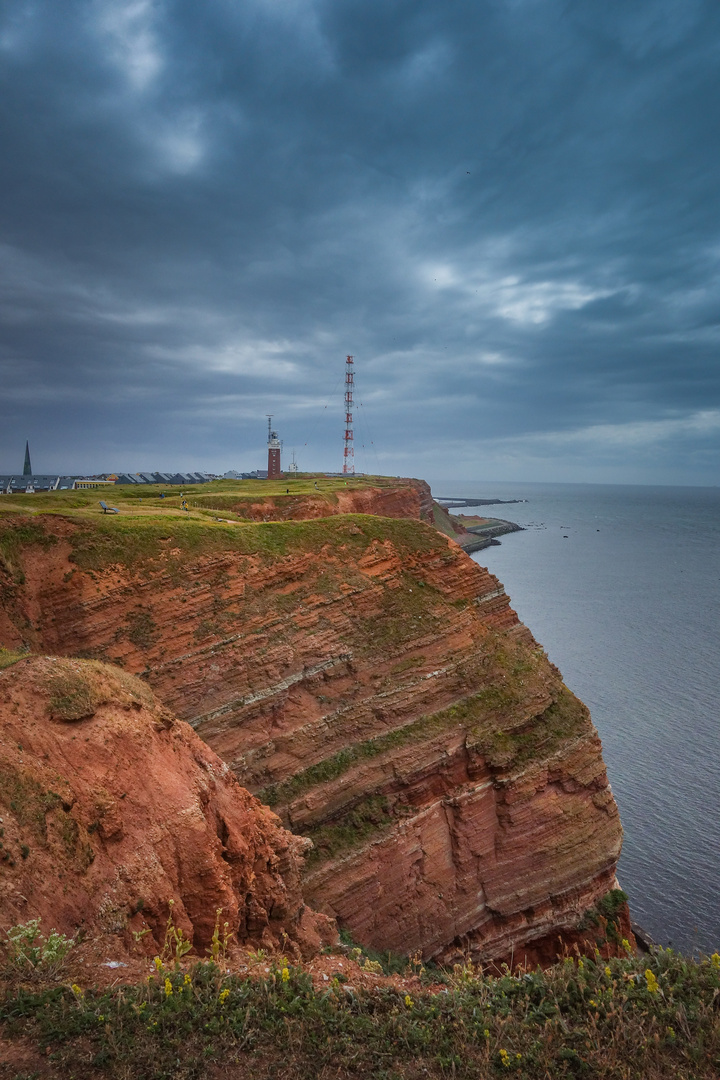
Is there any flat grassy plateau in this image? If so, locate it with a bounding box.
[0,475,398,521]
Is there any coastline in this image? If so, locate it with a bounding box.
[455,516,524,553]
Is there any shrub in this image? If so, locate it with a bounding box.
[3,918,74,976]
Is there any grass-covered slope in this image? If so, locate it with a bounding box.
[1,942,719,1079]
[0,474,431,522]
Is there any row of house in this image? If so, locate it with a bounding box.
[0,471,219,493]
[0,475,105,493]
[0,470,295,495]
[113,472,216,486]
[223,470,268,480]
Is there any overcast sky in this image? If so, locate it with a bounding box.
[1,0,720,484]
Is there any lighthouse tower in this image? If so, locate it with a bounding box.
[266,416,282,479]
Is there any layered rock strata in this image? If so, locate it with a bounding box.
[0,655,333,957]
[0,507,624,962]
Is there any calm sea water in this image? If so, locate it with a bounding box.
[436,481,720,955]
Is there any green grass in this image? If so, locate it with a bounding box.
[302,795,396,868]
[190,491,341,516]
[432,501,465,540]
[1,947,719,1078]
[337,927,424,977]
[61,514,445,574]
[0,647,27,670]
[0,475,409,516]
[476,685,589,771]
[389,655,427,675]
[576,889,630,945]
[0,519,56,555]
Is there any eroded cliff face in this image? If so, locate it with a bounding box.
[0,508,624,963]
[0,655,333,958]
[190,478,435,524]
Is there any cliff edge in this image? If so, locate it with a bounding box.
[0,478,625,963]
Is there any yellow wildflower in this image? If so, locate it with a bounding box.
[645,969,659,994]
[711,953,720,970]
[404,994,414,1008]
[183,973,192,987]
[499,1048,510,1067]
[621,938,633,955]
[70,983,84,997]
[153,956,162,971]
[219,988,230,1004]
[605,966,612,977]
[281,967,290,982]
[484,1029,490,1039]
[164,978,173,998]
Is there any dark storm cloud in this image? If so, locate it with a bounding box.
[1,0,720,481]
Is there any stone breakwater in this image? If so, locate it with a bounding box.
[0,482,625,964]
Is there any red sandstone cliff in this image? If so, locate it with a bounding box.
[0,655,333,958]
[0,507,624,963]
[190,478,435,524]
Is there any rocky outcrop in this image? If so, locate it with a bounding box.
[0,655,333,957]
[191,478,435,524]
[0,507,624,963]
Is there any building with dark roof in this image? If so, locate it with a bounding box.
[112,472,215,485]
[0,475,60,493]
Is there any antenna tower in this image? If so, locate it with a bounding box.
[343,355,354,474]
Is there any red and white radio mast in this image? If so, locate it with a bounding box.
[343,355,355,474]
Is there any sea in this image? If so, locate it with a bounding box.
[435,481,720,956]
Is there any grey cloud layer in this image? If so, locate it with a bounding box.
[1,0,720,481]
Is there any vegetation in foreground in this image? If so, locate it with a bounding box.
[1,931,719,1079]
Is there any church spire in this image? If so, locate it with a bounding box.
[23,441,32,477]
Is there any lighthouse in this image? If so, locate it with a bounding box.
[266,416,282,479]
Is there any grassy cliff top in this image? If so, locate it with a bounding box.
[0,474,414,518]
[0,512,447,576]
[0,475,441,572]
